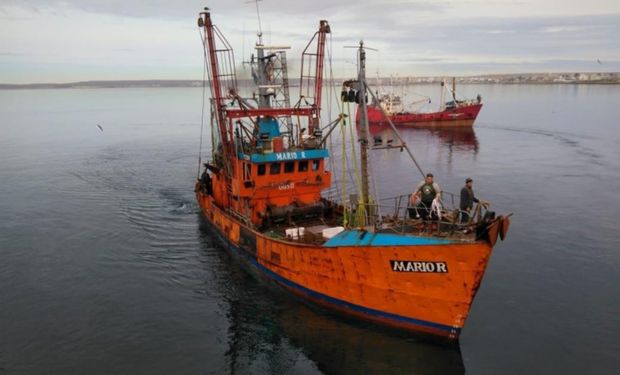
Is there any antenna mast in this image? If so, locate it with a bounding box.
[347,40,426,212]
[246,0,264,43]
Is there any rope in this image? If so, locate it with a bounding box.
[346,101,363,193]
[325,32,340,201]
[339,101,349,226]
[343,100,368,227]
[365,84,426,179]
[366,140,381,220]
[196,28,209,179]
[354,200,367,227]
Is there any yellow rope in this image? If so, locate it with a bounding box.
[338,99,372,228]
[346,102,363,194]
[339,99,349,227]
[354,200,367,227]
[345,101,368,227]
[347,102,363,227]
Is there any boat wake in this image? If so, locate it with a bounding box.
[477,123,608,167]
[66,145,209,286]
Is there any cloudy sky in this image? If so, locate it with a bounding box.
[1,0,619,83]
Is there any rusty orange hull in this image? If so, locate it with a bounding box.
[197,191,494,340]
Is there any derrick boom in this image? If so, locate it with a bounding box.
[300,20,331,131]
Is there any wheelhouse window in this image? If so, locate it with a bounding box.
[270,163,281,175]
[258,164,266,176]
[312,159,321,171]
[298,160,309,172]
[284,161,295,173]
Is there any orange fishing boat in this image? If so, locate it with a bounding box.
[195,8,510,341]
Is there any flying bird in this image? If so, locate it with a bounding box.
[96,124,103,132]
[597,59,602,64]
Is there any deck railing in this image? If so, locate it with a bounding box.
[335,191,494,235]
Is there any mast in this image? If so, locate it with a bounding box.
[255,39,272,108]
[357,41,371,224]
[299,21,331,134]
[198,8,238,204]
[452,77,456,102]
[312,20,330,130]
[200,10,226,140]
[345,42,426,217]
[440,80,445,111]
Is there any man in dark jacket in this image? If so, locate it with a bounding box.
[460,177,486,223]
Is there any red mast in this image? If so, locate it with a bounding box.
[198,8,238,184]
[300,20,331,132]
[313,21,330,118]
[200,11,226,147]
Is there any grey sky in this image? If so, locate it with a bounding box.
[1,0,619,83]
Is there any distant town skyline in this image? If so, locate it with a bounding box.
[1,0,619,84]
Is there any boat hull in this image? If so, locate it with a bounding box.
[197,191,494,341]
[361,103,483,128]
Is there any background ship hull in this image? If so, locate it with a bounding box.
[363,103,483,128]
[197,191,494,341]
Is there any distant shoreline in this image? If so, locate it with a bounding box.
[1,73,619,89]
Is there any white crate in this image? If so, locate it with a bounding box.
[322,226,345,239]
[285,227,305,239]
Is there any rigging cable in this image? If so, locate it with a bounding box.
[346,101,363,193]
[197,28,209,179]
[325,32,341,201]
[366,84,426,179]
[339,100,348,226]
[366,138,381,221]
[340,107,362,203]
[345,100,366,226]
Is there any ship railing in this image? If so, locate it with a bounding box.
[323,190,494,235]
[369,192,490,234]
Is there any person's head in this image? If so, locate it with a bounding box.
[425,173,434,184]
[466,177,473,187]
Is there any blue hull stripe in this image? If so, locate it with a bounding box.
[204,219,459,335]
[323,230,454,247]
[242,149,329,163]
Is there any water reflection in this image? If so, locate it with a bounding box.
[278,305,465,375]
[197,219,464,375]
[427,127,479,153]
[365,123,479,154]
[365,123,405,149]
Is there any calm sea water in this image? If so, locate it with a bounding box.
[1,84,619,374]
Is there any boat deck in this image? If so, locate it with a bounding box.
[262,215,478,246]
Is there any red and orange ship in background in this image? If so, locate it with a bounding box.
[355,78,483,128]
[195,8,509,341]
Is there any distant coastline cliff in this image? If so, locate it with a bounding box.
[374,72,620,85]
[1,72,618,89]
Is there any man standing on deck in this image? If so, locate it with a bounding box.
[409,173,441,220]
[460,177,487,223]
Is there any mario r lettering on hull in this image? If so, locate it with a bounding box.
[275,151,306,161]
[390,260,448,273]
